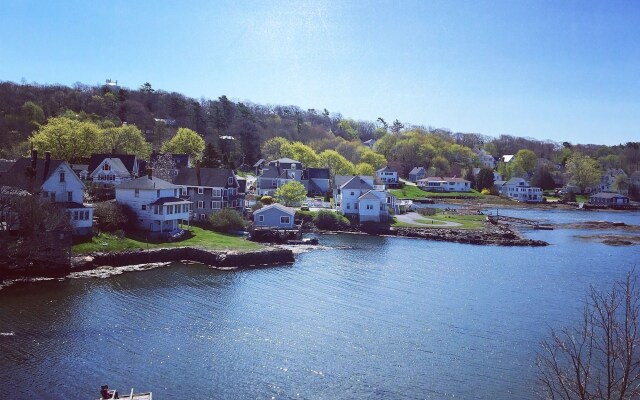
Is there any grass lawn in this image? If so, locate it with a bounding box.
[576,194,590,203]
[390,185,429,200]
[392,213,486,230]
[422,189,484,198]
[72,226,264,254]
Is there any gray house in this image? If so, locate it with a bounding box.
[302,168,331,195]
[253,203,295,228]
[174,167,242,221]
[408,167,427,182]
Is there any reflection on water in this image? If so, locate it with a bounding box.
[1,210,639,399]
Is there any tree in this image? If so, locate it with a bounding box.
[161,127,205,163]
[140,82,154,94]
[476,168,495,191]
[359,149,387,169]
[282,141,319,167]
[93,201,129,232]
[513,149,538,176]
[355,162,375,176]
[431,156,450,176]
[537,271,640,400]
[201,142,221,168]
[318,150,355,178]
[531,165,556,190]
[566,152,602,193]
[208,208,245,233]
[612,174,630,195]
[100,125,151,159]
[391,119,404,134]
[149,153,178,182]
[30,117,102,162]
[274,181,307,206]
[261,137,290,161]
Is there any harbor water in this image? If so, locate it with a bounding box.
[1,209,639,399]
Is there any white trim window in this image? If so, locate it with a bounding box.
[200,214,206,220]
[213,189,221,197]
[197,201,204,209]
[211,201,221,209]
[228,177,233,185]
[258,215,264,222]
[197,187,204,194]
[280,216,290,224]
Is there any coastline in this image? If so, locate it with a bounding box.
[0,246,295,281]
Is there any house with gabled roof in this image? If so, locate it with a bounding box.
[500,177,543,202]
[0,150,93,236]
[408,167,427,182]
[589,192,630,205]
[88,157,134,186]
[257,158,305,196]
[302,167,330,195]
[173,166,242,221]
[253,203,295,228]
[115,171,191,234]
[417,177,471,192]
[334,175,396,222]
[376,166,399,187]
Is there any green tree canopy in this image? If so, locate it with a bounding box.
[318,150,355,178]
[282,141,319,167]
[566,152,601,193]
[354,162,375,176]
[161,127,205,163]
[359,149,387,170]
[30,117,102,162]
[100,125,151,159]
[513,149,538,175]
[274,181,308,206]
[261,137,290,161]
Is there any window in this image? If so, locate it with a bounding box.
[59,172,65,182]
[73,211,79,220]
[213,189,221,197]
[366,204,373,210]
[223,189,227,196]
[67,192,73,201]
[167,206,173,214]
[272,181,276,187]
[258,215,264,222]
[157,190,160,197]
[350,191,355,196]
[142,205,146,211]
[197,187,204,194]
[346,203,350,210]
[174,189,178,196]
[134,189,139,197]
[103,164,110,171]
[200,214,206,220]
[181,187,187,196]
[228,177,233,185]
[280,216,290,224]
[211,201,220,209]
[198,201,204,209]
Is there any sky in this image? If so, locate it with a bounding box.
[1,0,639,145]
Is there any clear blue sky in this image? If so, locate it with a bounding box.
[1,0,639,145]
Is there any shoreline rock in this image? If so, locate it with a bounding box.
[0,247,295,280]
[390,225,548,246]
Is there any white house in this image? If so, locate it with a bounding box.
[115,172,191,234]
[417,177,471,192]
[472,168,503,182]
[500,177,543,202]
[253,203,295,228]
[376,166,399,186]
[408,167,427,182]
[592,169,627,194]
[88,157,134,186]
[476,149,497,168]
[0,150,93,236]
[335,175,395,222]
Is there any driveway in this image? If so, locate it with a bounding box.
[395,211,461,227]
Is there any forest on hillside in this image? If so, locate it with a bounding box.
[1,80,639,184]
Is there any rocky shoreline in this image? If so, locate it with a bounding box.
[390,225,548,246]
[0,247,295,280]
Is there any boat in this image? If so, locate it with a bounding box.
[100,389,152,400]
[286,238,319,245]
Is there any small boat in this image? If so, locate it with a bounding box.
[286,238,319,245]
[100,389,152,400]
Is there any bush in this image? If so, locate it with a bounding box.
[480,188,491,195]
[313,210,350,230]
[295,210,317,223]
[260,196,274,205]
[208,208,246,233]
[94,201,129,232]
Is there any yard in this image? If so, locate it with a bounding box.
[390,186,484,200]
[393,211,486,230]
[72,226,264,254]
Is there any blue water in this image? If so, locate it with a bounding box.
[1,210,639,399]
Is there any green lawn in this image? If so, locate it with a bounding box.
[421,189,484,198]
[390,185,429,200]
[392,213,486,230]
[72,226,263,254]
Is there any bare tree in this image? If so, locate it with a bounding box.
[537,271,640,399]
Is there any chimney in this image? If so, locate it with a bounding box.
[43,151,51,182]
[196,160,201,186]
[147,168,153,179]
[31,149,38,170]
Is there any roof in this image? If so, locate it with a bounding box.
[90,157,130,176]
[150,197,191,205]
[88,154,138,174]
[273,157,300,165]
[116,175,179,190]
[377,166,397,173]
[334,175,371,188]
[341,176,374,190]
[259,166,289,179]
[359,190,382,201]
[174,168,236,188]
[502,155,515,163]
[307,168,330,179]
[56,201,89,209]
[494,180,507,187]
[0,157,65,190]
[409,167,426,175]
[70,164,89,172]
[590,192,629,199]
[418,177,470,183]
[253,159,266,167]
[505,177,529,186]
[253,203,295,215]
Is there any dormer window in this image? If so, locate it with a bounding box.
[103,164,111,171]
[228,177,233,185]
[59,172,65,182]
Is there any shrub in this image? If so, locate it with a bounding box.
[313,210,349,230]
[208,208,246,233]
[295,210,317,223]
[480,188,491,195]
[94,201,129,232]
[260,196,274,205]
